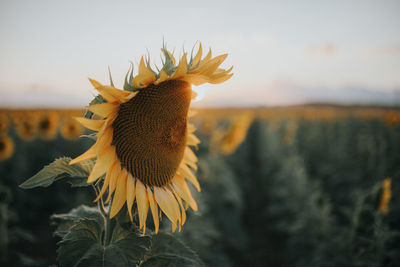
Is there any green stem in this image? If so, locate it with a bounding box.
[92,185,112,246]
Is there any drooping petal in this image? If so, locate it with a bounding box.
[178,163,201,192]
[154,187,178,232]
[87,146,115,183]
[110,170,127,218]
[87,103,118,119]
[136,180,149,233]
[69,143,97,165]
[147,187,159,234]
[172,176,198,211]
[172,187,186,225]
[75,117,105,132]
[184,147,198,170]
[95,160,118,202]
[126,174,136,221]
[106,162,122,203]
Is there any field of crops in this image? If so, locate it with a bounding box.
[1,106,399,266]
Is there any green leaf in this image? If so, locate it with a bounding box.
[51,205,104,238]
[19,157,94,189]
[140,233,204,267]
[57,219,151,267]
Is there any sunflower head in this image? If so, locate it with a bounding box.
[70,43,232,234]
[0,112,10,133]
[15,115,38,141]
[38,111,59,140]
[0,134,14,161]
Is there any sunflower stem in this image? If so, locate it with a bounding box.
[92,184,112,246]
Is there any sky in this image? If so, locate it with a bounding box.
[0,0,400,108]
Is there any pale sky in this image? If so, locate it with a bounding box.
[1,0,400,107]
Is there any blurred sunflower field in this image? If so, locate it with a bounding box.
[0,105,399,266]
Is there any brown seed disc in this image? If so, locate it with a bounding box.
[112,80,192,187]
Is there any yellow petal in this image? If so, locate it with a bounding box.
[187,133,200,147]
[178,163,201,192]
[172,53,188,79]
[184,147,198,163]
[208,72,234,84]
[88,78,102,89]
[95,127,113,154]
[105,162,122,203]
[98,85,138,103]
[147,188,159,234]
[87,146,115,183]
[109,170,127,218]
[136,180,149,233]
[172,188,186,225]
[94,161,116,202]
[132,57,156,88]
[126,174,136,221]
[198,54,228,76]
[172,176,198,211]
[198,48,212,68]
[154,69,169,85]
[75,117,105,132]
[87,103,118,119]
[191,43,202,67]
[69,143,97,165]
[153,187,178,232]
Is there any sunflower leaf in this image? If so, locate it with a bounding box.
[56,218,151,267]
[51,205,103,238]
[140,233,205,267]
[19,157,94,189]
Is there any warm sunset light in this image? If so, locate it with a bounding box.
[2,1,400,267]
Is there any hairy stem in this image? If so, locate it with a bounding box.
[92,184,112,246]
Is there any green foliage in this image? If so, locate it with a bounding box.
[140,233,204,267]
[19,157,94,189]
[52,205,151,267]
[3,114,400,266]
[50,204,204,267]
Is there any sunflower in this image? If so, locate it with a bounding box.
[60,117,84,140]
[70,44,232,233]
[379,178,392,215]
[0,135,14,161]
[37,111,59,140]
[0,112,10,133]
[15,115,37,141]
[216,113,253,155]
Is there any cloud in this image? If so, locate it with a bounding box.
[305,42,338,57]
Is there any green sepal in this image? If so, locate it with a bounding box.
[161,45,177,76]
[108,66,115,87]
[123,62,138,92]
[19,157,94,189]
[140,232,205,267]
